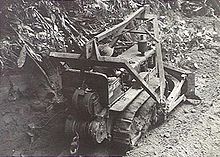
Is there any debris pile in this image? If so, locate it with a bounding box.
[0,0,135,73]
[0,0,87,71]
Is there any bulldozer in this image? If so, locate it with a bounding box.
[49,6,196,154]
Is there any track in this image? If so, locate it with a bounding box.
[112,77,160,146]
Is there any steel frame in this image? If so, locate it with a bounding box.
[49,5,193,114]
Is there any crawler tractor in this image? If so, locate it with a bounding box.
[49,6,196,154]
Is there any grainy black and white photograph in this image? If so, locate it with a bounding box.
[0,0,219,156]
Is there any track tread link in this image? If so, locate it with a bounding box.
[112,77,159,145]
